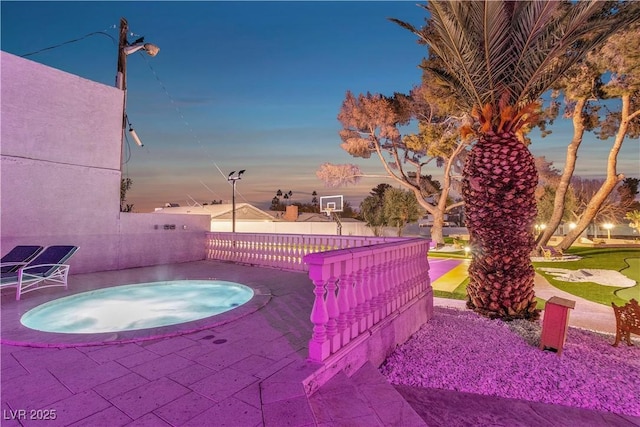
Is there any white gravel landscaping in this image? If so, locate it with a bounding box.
[539,267,637,287]
[380,306,640,417]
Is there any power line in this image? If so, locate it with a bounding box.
[18,23,248,205]
[21,29,117,58]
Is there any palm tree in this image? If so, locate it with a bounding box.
[392,1,640,320]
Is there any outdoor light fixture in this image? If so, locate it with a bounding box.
[123,41,160,57]
[569,222,577,230]
[116,19,160,91]
[227,170,246,233]
[603,222,614,240]
[464,246,471,257]
[128,126,143,147]
[124,116,144,147]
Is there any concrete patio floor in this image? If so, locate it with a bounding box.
[1,260,639,426]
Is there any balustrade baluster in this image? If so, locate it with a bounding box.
[399,246,410,303]
[379,251,391,314]
[415,245,422,290]
[370,251,381,324]
[268,234,277,267]
[343,266,357,342]
[352,258,366,334]
[302,236,310,260]
[249,235,256,263]
[388,249,397,311]
[243,236,249,263]
[391,249,402,308]
[282,235,288,265]
[411,245,421,296]
[309,236,317,254]
[294,235,300,264]
[411,245,420,295]
[336,264,351,346]
[290,237,298,268]
[360,256,374,329]
[257,234,265,265]
[282,235,289,267]
[288,235,295,267]
[400,246,411,299]
[243,236,250,263]
[379,251,389,319]
[237,236,244,263]
[277,235,285,268]
[256,234,264,265]
[408,245,418,297]
[409,245,419,297]
[292,236,298,262]
[423,244,431,291]
[308,264,331,362]
[224,235,231,261]
[325,265,340,353]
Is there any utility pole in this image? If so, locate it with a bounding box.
[114,17,159,210]
[116,18,128,90]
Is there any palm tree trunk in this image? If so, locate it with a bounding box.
[462,133,539,320]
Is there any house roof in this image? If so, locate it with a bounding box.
[153,203,276,221]
[296,213,362,223]
[155,204,363,223]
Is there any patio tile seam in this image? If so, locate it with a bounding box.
[44,366,75,397]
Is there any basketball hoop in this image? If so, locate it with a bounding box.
[319,195,344,235]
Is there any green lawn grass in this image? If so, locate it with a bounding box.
[533,247,640,307]
[432,246,640,308]
[429,251,469,260]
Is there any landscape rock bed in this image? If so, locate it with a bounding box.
[380,306,640,416]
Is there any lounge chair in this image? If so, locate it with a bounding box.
[0,245,44,274]
[0,245,79,300]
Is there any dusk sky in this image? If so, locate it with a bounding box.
[2,1,638,213]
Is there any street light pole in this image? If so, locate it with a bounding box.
[232,180,236,232]
[227,170,246,233]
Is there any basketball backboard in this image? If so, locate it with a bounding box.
[319,195,344,216]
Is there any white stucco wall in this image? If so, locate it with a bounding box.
[1,52,209,273]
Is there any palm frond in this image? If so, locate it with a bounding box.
[391,0,640,127]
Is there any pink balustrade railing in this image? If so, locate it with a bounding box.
[205,232,405,271]
[304,238,431,362]
[205,232,431,364]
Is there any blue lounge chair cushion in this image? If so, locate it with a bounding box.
[0,245,44,274]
